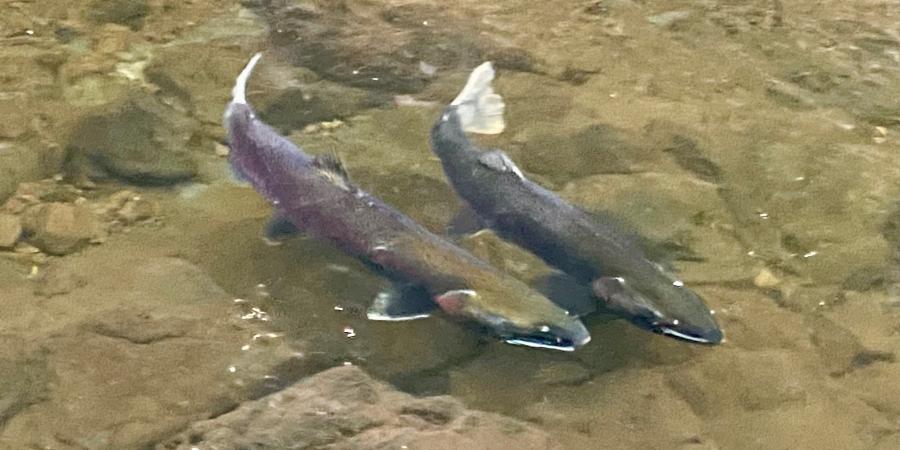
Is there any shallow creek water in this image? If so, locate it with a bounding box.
[1,0,899,449]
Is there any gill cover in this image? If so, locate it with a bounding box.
[434,289,590,351]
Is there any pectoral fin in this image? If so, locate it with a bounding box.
[262,213,300,246]
[367,283,437,321]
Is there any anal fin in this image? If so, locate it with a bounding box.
[367,283,437,321]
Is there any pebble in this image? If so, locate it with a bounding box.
[214,142,230,157]
[106,190,137,212]
[753,268,781,288]
[2,197,27,214]
[647,11,692,28]
[117,196,158,224]
[22,203,101,255]
[14,242,41,254]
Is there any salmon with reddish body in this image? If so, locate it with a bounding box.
[224,54,590,351]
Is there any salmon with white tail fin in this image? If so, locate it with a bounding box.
[224,53,591,351]
[430,62,724,345]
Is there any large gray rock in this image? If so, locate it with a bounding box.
[159,365,555,450]
[64,90,199,185]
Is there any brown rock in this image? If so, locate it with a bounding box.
[0,257,316,450]
[0,337,50,426]
[523,368,708,450]
[64,90,199,185]
[159,365,555,450]
[260,0,536,94]
[753,268,780,288]
[32,265,87,298]
[0,143,61,204]
[86,0,149,30]
[2,197,27,214]
[0,214,22,249]
[94,24,133,54]
[22,203,101,255]
[665,348,809,415]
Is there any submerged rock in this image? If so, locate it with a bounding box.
[665,348,809,415]
[116,194,159,224]
[257,0,536,94]
[523,367,709,450]
[0,256,314,450]
[0,214,22,249]
[86,0,149,29]
[159,365,554,450]
[33,264,87,298]
[0,338,50,427]
[0,143,63,204]
[64,90,199,185]
[22,203,101,255]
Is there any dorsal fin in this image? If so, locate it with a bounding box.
[313,153,352,191]
[478,150,524,180]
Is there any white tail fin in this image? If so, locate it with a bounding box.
[231,53,263,105]
[450,62,505,135]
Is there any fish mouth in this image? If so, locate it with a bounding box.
[503,323,592,352]
[656,325,722,345]
[505,338,575,351]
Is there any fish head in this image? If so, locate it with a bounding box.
[435,289,591,351]
[592,275,723,345]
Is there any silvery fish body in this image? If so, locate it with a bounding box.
[430,62,723,344]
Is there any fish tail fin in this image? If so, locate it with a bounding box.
[450,62,505,135]
[231,52,263,105]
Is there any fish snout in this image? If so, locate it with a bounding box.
[592,276,723,345]
[565,317,592,348]
[503,316,591,352]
